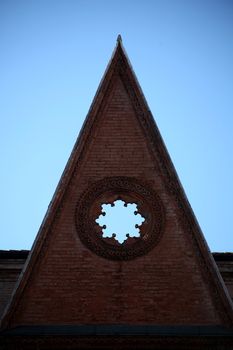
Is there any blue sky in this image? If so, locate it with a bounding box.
[0,0,233,251]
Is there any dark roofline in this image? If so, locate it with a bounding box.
[0,250,29,259]
[1,325,233,336]
[212,253,233,262]
[0,250,233,261]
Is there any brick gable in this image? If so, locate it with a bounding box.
[1,38,233,334]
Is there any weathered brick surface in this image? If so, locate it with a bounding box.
[9,74,225,327]
[0,266,22,318]
[1,251,232,321]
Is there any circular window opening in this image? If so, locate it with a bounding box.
[75,177,165,260]
[95,200,145,244]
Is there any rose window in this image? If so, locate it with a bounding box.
[75,177,165,260]
[95,200,145,244]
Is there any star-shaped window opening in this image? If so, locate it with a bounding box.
[95,200,145,244]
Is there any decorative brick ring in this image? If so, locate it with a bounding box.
[75,177,165,260]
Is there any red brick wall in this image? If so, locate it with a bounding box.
[11,76,221,326]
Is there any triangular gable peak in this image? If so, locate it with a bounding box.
[1,37,233,330]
